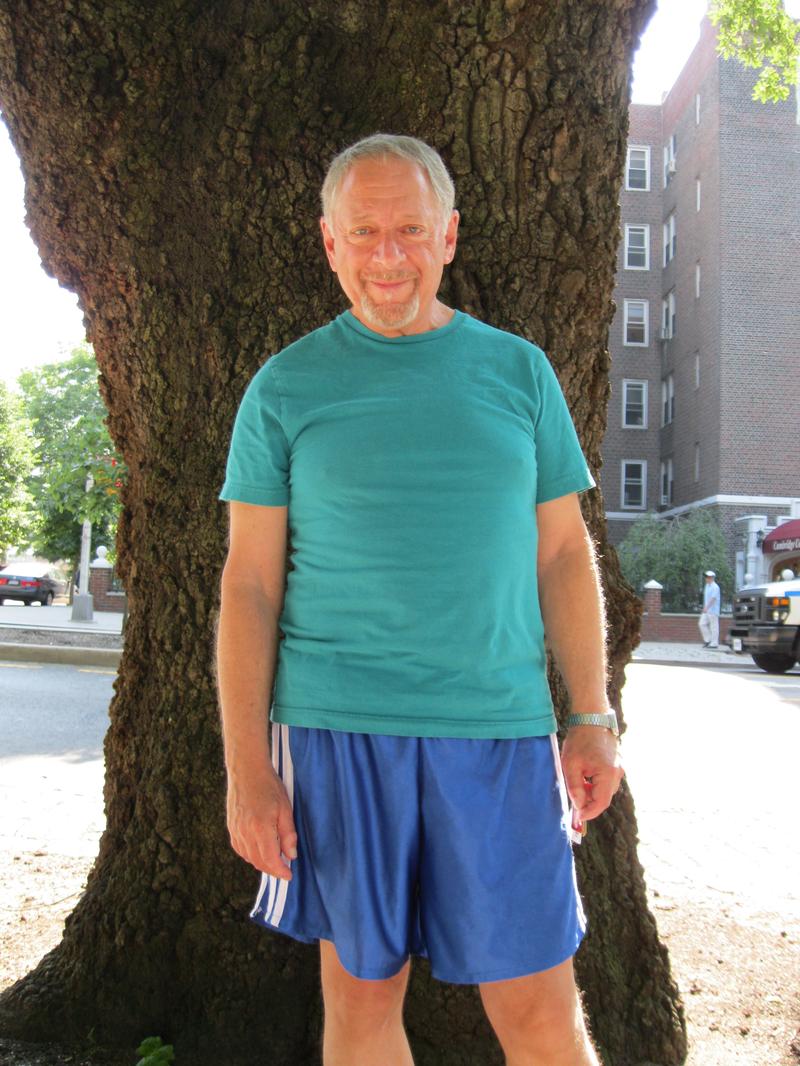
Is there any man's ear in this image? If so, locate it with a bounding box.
[443,209,460,265]
[320,217,337,273]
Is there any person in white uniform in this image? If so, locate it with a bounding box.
[699,570,721,648]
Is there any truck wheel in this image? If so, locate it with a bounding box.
[751,652,796,674]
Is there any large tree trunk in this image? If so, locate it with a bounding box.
[0,2,685,1063]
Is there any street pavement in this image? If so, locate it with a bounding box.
[622,661,800,925]
[1,661,112,859]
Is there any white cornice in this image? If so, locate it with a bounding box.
[606,494,799,523]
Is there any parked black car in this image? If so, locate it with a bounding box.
[0,564,60,606]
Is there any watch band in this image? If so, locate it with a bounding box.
[566,711,620,736]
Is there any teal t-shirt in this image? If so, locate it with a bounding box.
[220,310,595,738]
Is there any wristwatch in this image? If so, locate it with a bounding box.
[566,711,620,737]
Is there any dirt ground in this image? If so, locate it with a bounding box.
[1,847,798,1065]
[0,852,129,1066]
[647,888,800,1065]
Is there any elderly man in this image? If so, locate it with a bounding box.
[217,134,623,1066]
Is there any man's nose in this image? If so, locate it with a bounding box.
[371,232,406,264]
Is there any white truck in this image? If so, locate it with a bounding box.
[730,575,800,674]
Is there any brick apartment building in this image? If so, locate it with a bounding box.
[601,15,800,589]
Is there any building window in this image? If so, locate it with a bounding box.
[661,375,675,425]
[663,134,677,187]
[622,380,648,428]
[695,93,701,124]
[695,261,701,298]
[695,351,700,389]
[626,146,650,190]
[624,300,649,346]
[663,213,677,265]
[694,443,701,482]
[660,458,674,505]
[625,225,650,269]
[621,461,647,510]
[661,291,676,340]
[696,178,701,212]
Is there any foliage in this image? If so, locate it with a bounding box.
[0,380,37,559]
[618,510,734,611]
[711,0,800,101]
[17,343,125,565]
[136,1036,175,1065]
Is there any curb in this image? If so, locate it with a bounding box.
[0,642,121,668]
[632,657,749,669]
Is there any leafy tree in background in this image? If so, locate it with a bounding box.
[0,380,36,559]
[615,514,668,600]
[18,344,125,569]
[710,0,800,101]
[618,511,734,612]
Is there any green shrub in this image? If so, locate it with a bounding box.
[617,510,733,612]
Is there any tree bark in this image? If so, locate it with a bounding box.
[0,1,686,1063]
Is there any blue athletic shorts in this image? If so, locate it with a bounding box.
[250,724,586,984]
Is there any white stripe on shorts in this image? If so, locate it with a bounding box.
[269,723,295,927]
[249,721,296,924]
[549,733,583,846]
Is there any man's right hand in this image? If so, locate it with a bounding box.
[226,769,298,880]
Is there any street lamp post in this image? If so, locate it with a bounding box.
[71,471,94,621]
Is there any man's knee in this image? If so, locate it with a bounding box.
[479,958,594,1060]
[320,940,409,1030]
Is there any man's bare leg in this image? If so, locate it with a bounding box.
[479,957,599,1066]
[320,939,414,1066]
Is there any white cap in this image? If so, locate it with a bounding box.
[704,570,716,577]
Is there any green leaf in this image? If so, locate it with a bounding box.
[135,1035,175,1063]
[709,0,799,102]
[136,1036,164,1055]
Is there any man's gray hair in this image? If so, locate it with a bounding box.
[321,133,456,225]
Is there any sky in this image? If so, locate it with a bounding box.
[1,0,798,387]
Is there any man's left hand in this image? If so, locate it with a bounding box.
[561,725,625,823]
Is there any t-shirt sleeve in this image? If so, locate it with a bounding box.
[531,349,596,504]
[220,360,290,506]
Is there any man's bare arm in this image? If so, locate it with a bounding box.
[536,493,624,823]
[217,501,297,879]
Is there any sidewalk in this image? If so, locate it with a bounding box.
[0,604,123,666]
[0,603,123,635]
[632,640,745,666]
